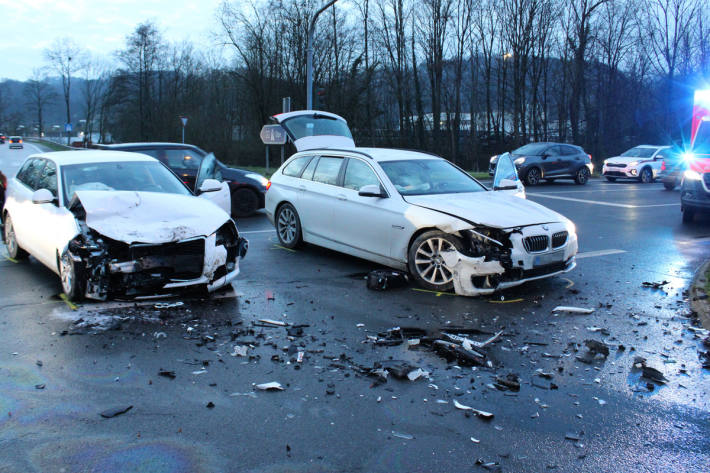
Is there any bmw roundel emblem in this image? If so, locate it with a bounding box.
[542,225,549,231]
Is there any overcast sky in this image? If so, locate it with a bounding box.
[0,0,225,81]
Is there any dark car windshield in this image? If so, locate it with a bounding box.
[281,115,353,141]
[621,147,657,158]
[512,143,550,155]
[62,161,191,204]
[380,159,485,196]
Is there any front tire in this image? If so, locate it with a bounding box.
[574,167,590,185]
[3,214,28,259]
[682,207,695,224]
[407,230,463,292]
[639,167,653,184]
[275,203,303,249]
[60,250,85,302]
[525,167,541,186]
[231,188,259,218]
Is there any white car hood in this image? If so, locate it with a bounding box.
[404,191,565,229]
[605,156,649,165]
[73,190,230,244]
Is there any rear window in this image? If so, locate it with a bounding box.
[311,157,343,185]
[281,115,353,141]
[512,143,550,155]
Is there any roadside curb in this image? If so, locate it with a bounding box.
[690,260,710,330]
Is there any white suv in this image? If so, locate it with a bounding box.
[602,145,670,183]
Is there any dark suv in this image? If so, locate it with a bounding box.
[96,143,268,217]
[489,142,593,185]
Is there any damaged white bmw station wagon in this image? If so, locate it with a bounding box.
[2,151,248,301]
[265,111,578,296]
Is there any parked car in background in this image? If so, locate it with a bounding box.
[95,143,269,217]
[658,149,689,190]
[266,111,578,296]
[489,142,593,186]
[0,134,6,144]
[2,151,247,300]
[8,136,23,149]
[602,145,669,183]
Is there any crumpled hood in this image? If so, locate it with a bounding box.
[404,192,566,229]
[73,190,230,244]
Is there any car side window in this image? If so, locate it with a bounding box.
[546,146,561,156]
[282,156,312,177]
[343,158,380,190]
[312,157,343,186]
[561,145,577,156]
[36,160,58,196]
[163,149,203,171]
[17,159,44,191]
[301,157,319,180]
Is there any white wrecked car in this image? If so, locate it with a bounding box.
[2,151,247,301]
[265,111,577,296]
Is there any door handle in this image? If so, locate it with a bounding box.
[337,194,347,201]
[299,185,306,191]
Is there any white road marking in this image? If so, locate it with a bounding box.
[535,187,664,194]
[576,249,627,259]
[241,229,275,234]
[677,236,710,245]
[527,193,680,208]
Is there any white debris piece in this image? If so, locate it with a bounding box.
[552,306,595,314]
[255,381,285,391]
[192,369,207,375]
[153,331,167,339]
[407,368,429,381]
[356,323,365,328]
[453,400,494,419]
[470,437,480,444]
[231,345,248,357]
[258,319,287,326]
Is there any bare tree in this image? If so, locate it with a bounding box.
[44,38,84,144]
[24,69,57,138]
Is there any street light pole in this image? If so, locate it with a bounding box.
[306,0,338,110]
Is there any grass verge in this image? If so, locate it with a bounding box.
[26,139,73,152]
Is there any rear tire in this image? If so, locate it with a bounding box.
[663,181,675,191]
[605,177,616,182]
[3,214,28,259]
[574,167,590,185]
[275,203,303,249]
[231,188,259,218]
[407,230,464,292]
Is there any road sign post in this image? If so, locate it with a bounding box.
[180,116,188,144]
[260,124,288,172]
[281,97,291,165]
[65,123,72,146]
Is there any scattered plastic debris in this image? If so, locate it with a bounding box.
[552,306,594,314]
[231,345,248,357]
[158,369,176,379]
[34,383,45,390]
[406,368,429,381]
[100,405,133,418]
[154,301,184,309]
[453,400,494,419]
[256,382,284,391]
[391,431,414,440]
[367,270,409,291]
[153,331,167,339]
[257,318,287,327]
[206,401,215,409]
[642,280,669,289]
[641,366,667,384]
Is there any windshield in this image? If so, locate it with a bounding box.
[281,115,353,141]
[512,143,550,155]
[380,159,485,196]
[621,147,657,158]
[62,161,191,204]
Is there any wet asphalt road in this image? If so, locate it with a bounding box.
[1,142,709,473]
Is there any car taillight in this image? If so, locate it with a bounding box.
[587,154,592,160]
[19,139,22,143]
[265,180,271,191]
[661,160,666,171]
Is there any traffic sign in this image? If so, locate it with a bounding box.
[180,116,188,127]
[260,124,288,145]
[65,123,72,132]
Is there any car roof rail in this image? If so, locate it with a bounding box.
[314,148,374,159]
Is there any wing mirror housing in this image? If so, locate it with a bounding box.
[494,178,521,191]
[358,184,386,198]
[32,188,56,204]
[197,178,223,194]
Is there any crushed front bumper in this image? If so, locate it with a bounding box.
[442,222,578,296]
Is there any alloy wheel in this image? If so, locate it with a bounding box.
[5,219,17,257]
[60,253,74,295]
[413,237,455,286]
[277,207,298,245]
[526,168,540,186]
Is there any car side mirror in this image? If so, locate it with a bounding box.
[358,184,385,198]
[494,178,521,191]
[32,188,56,204]
[198,178,222,194]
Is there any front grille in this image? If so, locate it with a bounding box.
[130,238,205,280]
[551,231,568,248]
[523,235,549,253]
[604,171,626,177]
[606,163,626,168]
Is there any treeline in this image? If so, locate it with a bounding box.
[1,0,709,169]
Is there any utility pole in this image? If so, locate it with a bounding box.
[306,0,338,110]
